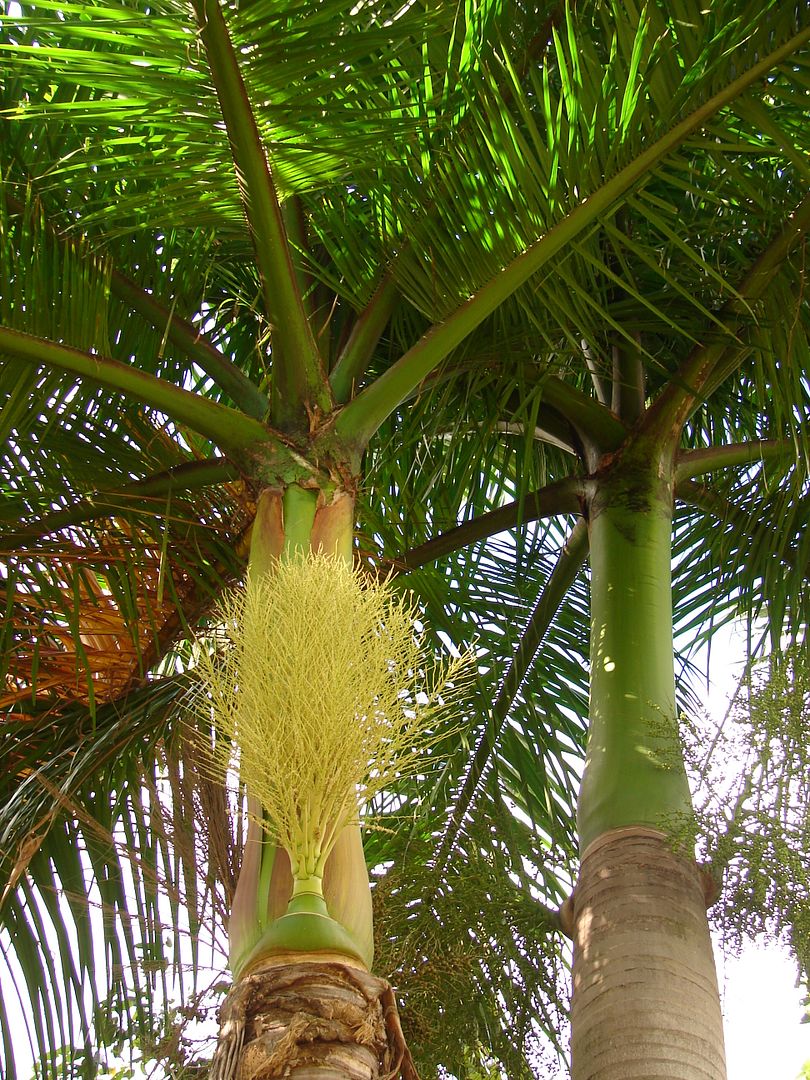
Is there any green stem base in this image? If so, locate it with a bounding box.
[232,891,368,980]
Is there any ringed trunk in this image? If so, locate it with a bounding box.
[571,471,726,1080]
[571,828,724,1080]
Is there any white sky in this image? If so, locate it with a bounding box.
[699,624,809,1080]
[720,942,808,1080]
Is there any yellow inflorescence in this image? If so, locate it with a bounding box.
[194,553,467,885]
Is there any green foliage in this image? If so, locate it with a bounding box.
[373,807,569,1080]
[28,989,225,1080]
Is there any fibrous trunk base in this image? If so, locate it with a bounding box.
[571,828,726,1080]
[211,961,418,1080]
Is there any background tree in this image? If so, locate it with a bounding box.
[0,1,808,1078]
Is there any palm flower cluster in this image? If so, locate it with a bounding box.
[194,553,468,889]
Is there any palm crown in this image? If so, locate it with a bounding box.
[1,1,808,1076]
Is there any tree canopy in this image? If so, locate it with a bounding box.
[0,1,808,1076]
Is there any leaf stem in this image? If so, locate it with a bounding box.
[643,190,810,442]
[431,518,589,875]
[675,440,790,483]
[193,0,330,429]
[5,458,240,543]
[2,191,269,420]
[330,274,399,403]
[0,325,270,454]
[109,270,269,420]
[396,477,584,570]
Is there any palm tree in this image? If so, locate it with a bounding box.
[1,1,808,1077]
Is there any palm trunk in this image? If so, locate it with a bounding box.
[571,829,724,1079]
[571,470,726,1079]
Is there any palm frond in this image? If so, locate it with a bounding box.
[1,1,809,1076]
[0,676,234,1080]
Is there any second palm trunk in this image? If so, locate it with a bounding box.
[571,466,726,1080]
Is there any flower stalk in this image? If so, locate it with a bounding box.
[194,550,469,973]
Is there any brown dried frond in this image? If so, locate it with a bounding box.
[2,480,253,716]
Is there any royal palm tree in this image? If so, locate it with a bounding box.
[1,1,808,1077]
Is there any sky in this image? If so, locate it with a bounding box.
[701,625,808,1080]
[721,942,808,1080]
